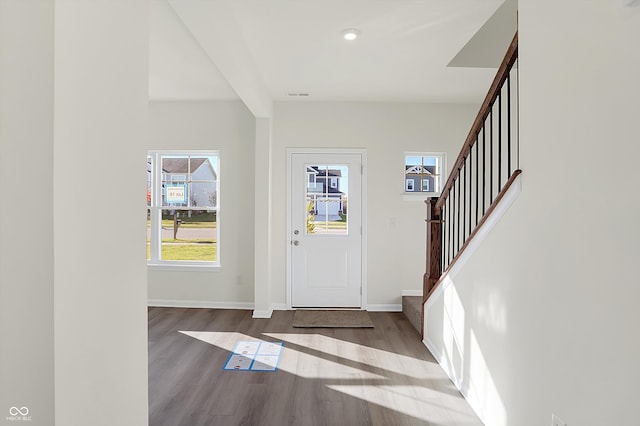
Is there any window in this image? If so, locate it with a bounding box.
[406,179,415,192]
[404,153,445,195]
[147,151,219,267]
[305,164,348,235]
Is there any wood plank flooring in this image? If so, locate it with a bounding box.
[149,308,483,426]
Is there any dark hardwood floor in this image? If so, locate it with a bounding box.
[148,308,483,426]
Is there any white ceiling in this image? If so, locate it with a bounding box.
[149,0,238,100]
[149,0,516,110]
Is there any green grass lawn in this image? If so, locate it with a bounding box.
[146,212,218,261]
[147,242,217,261]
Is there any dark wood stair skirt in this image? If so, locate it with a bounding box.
[402,296,422,335]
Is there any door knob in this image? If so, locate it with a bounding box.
[293,240,299,246]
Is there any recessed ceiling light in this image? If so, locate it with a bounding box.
[341,28,361,41]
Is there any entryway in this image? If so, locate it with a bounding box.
[288,150,365,308]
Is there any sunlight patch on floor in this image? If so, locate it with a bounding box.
[264,332,439,378]
[178,330,386,380]
[177,330,482,423]
[326,384,476,424]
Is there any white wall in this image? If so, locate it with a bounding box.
[52,1,150,424]
[147,101,256,307]
[272,102,478,309]
[0,1,55,423]
[253,118,274,317]
[424,1,640,425]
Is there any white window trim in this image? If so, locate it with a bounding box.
[403,151,446,201]
[147,150,220,269]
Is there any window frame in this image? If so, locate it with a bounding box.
[147,150,220,270]
[403,152,446,200]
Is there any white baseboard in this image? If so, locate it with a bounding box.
[148,299,254,310]
[252,309,273,318]
[424,274,450,311]
[366,304,402,312]
[423,336,487,424]
[402,289,423,297]
[423,336,461,389]
[271,303,288,311]
[253,303,289,318]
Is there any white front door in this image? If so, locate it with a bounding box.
[290,152,363,308]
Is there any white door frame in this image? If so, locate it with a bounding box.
[286,148,368,310]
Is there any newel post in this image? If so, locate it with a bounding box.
[424,198,442,303]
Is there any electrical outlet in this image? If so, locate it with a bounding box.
[552,414,567,426]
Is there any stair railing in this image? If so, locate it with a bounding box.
[424,32,521,303]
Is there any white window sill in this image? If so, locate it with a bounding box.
[402,192,441,202]
[147,262,221,272]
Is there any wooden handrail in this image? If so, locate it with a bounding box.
[422,32,520,331]
[436,32,518,211]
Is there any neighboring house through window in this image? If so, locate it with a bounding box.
[306,165,345,222]
[147,151,219,267]
[404,153,445,195]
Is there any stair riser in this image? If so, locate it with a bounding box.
[402,296,422,335]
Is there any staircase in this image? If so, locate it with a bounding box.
[402,295,422,335]
[415,33,519,341]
